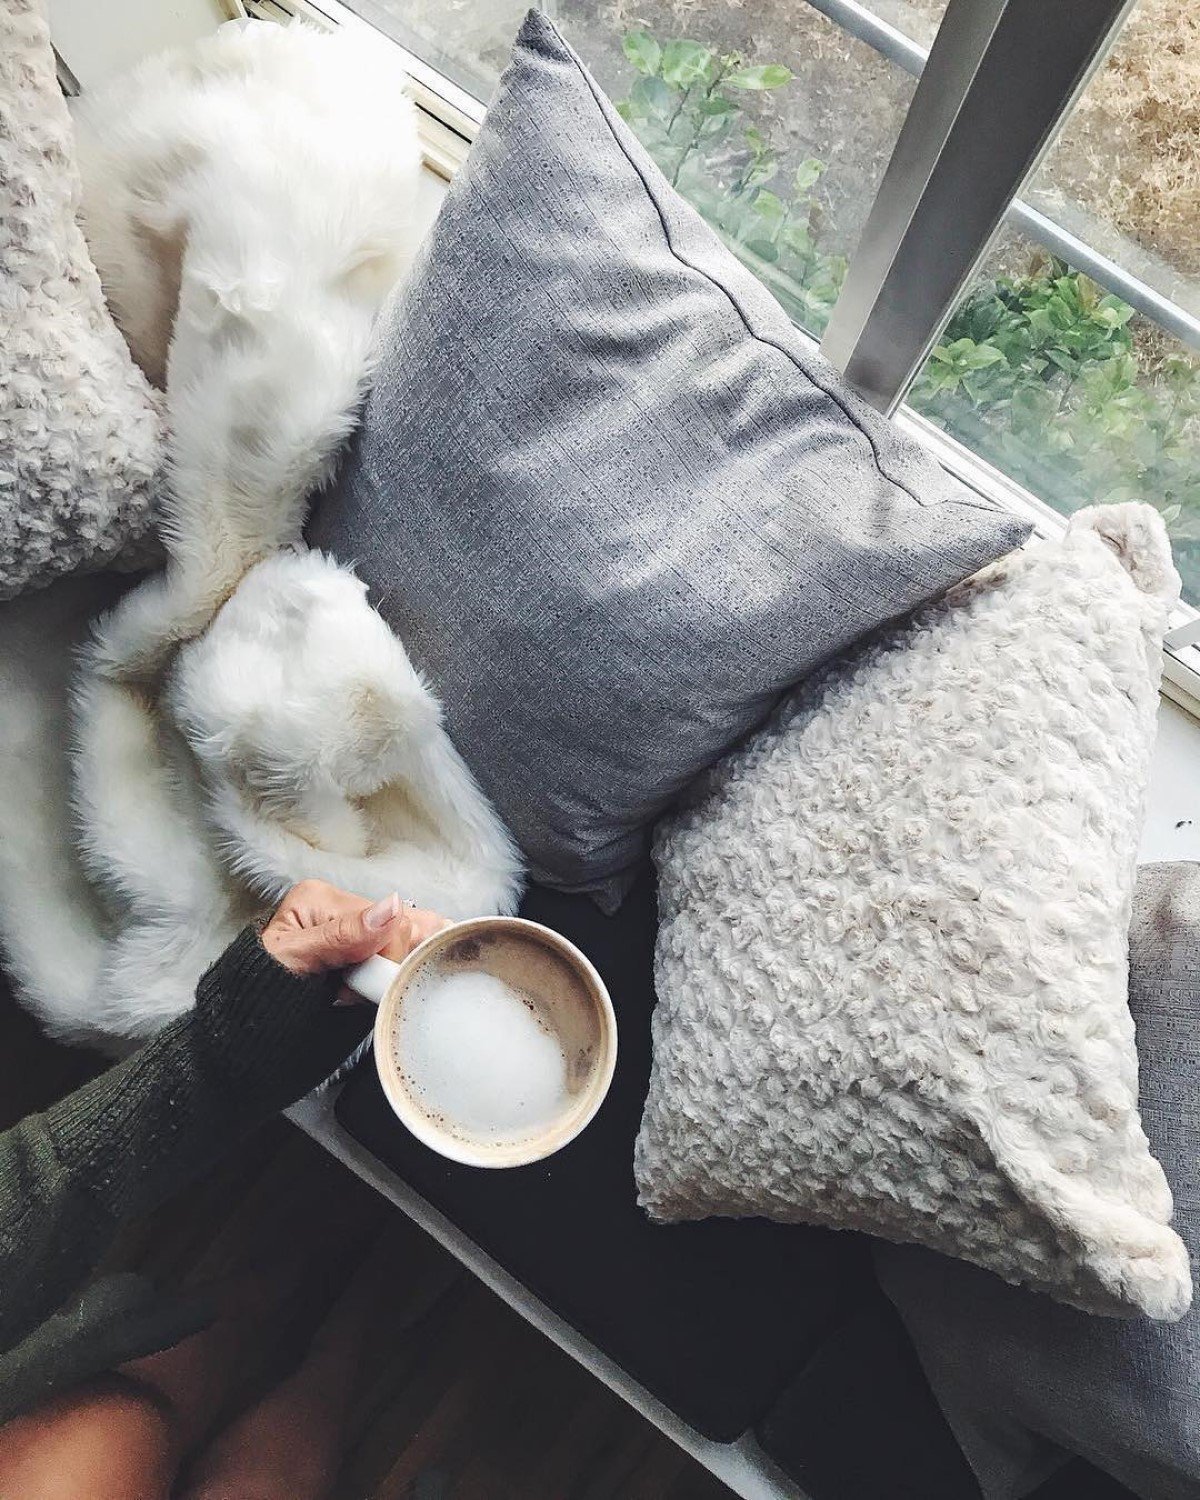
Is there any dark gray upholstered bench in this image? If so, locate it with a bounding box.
[331,869,1137,1499]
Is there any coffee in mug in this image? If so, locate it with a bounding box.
[347,917,617,1168]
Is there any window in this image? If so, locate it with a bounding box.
[311,0,523,100]
[908,241,1200,607]
[324,2,936,339]
[904,3,1200,608]
[251,0,1200,703]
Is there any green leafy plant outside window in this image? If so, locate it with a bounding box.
[908,259,1200,598]
[615,28,1200,601]
[616,30,847,334]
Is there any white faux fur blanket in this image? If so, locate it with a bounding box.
[0,22,522,1050]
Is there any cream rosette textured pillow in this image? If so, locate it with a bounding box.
[636,503,1191,1321]
[1,0,163,599]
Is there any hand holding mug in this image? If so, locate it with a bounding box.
[345,919,617,1170]
[260,881,617,1169]
[260,881,448,979]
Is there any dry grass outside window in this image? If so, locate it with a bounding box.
[1045,0,1200,279]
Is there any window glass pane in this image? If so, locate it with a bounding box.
[1024,0,1197,313]
[906,0,1199,607]
[908,235,1200,605]
[876,0,946,44]
[338,0,941,337]
[333,0,525,99]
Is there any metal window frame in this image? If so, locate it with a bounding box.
[228,0,1200,721]
[819,0,1142,411]
[804,0,1199,353]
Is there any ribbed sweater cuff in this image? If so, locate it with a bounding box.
[47,929,370,1186]
[191,926,344,1088]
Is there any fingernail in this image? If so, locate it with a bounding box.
[364,892,401,931]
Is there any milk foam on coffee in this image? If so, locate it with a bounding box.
[392,962,571,1146]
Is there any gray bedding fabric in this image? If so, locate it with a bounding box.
[876,861,1200,1500]
[308,8,1028,907]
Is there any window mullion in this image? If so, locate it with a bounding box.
[819,0,1138,415]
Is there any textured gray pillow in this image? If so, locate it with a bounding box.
[876,862,1200,1500]
[636,505,1190,1320]
[307,9,1026,907]
[1,0,163,599]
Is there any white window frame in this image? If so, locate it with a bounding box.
[226,0,1200,722]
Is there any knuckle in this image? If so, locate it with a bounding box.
[335,911,362,946]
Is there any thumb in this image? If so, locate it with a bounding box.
[314,892,407,969]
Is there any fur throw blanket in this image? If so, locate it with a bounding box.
[0,21,522,1050]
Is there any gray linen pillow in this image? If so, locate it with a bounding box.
[307,8,1027,907]
[876,862,1200,1500]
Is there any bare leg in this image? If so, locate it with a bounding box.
[0,1373,176,1500]
[122,1175,388,1460]
[0,1266,312,1500]
[177,1236,390,1500]
[0,1141,390,1500]
[116,1270,283,1458]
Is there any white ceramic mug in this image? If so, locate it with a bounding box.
[346,916,617,1169]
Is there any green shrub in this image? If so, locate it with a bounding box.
[615,30,846,333]
[616,31,1200,599]
[911,257,1200,595]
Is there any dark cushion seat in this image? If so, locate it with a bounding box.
[334,872,1144,1495]
[753,1297,1137,1500]
[334,868,873,1441]
[754,1291,983,1500]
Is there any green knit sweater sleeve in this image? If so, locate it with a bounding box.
[0,929,372,1354]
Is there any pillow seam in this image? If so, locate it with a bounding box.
[562,40,990,517]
